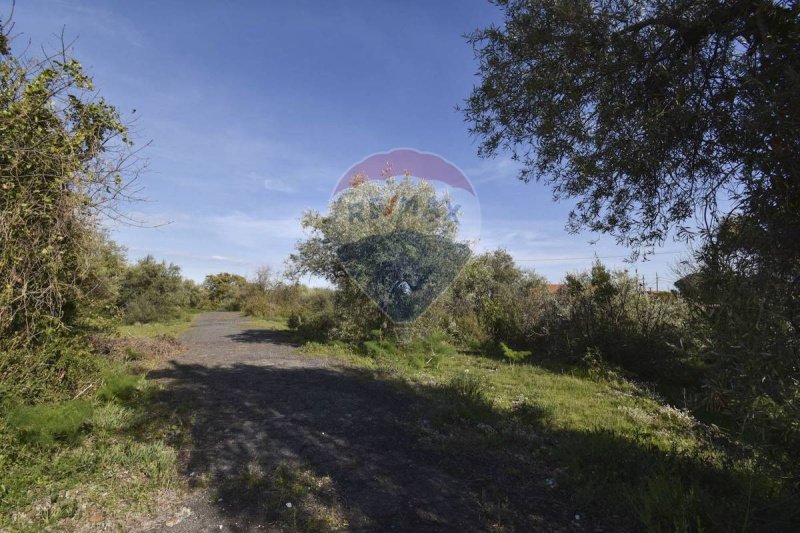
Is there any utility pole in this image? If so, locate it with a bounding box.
[656,273,659,292]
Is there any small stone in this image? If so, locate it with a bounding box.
[166,507,192,527]
[285,502,293,509]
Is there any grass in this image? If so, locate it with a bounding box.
[0,318,193,531]
[0,373,186,530]
[244,316,290,331]
[117,311,200,338]
[7,400,94,447]
[297,337,798,531]
[229,463,348,532]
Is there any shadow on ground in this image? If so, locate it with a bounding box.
[148,359,581,532]
[225,329,299,347]
[145,314,798,532]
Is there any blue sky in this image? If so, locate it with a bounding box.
[10,0,690,288]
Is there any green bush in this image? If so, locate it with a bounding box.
[446,372,486,403]
[7,400,93,447]
[682,218,800,462]
[553,262,689,375]
[295,311,338,342]
[500,342,531,363]
[118,256,192,324]
[0,332,103,405]
[97,372,145,403]
[203,272,247,311]
[287,312,303,330]
[410,330,457,357]
[363,338,399,359]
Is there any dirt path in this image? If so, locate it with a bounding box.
[146,312,573,532]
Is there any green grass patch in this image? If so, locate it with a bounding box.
[0,358,187,530]
[7,400,93,447]
[228,462,348,532]
[296,339,798,531]
[499,342,531,363]
[117,311,199,338]
[97,372,146,403]
[244,316,290,331]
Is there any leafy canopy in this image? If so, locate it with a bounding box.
[289,176,460,284]
[0,18,136,342]
[464,0,800,253]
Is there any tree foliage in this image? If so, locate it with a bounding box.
[464,0,799,459]
[464,0,799,252]
[203,272,247,310]
[117,256,189,324]
[290,176,459,283]
[289,176,465,330]
[0,19,136,343]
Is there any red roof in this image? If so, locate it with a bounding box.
[546,284,563,294]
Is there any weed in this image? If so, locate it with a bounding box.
[499,342,531,363]
[7,400,93,447]
[97,372,145,403]
[446,372,486,403]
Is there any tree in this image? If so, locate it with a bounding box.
[463,0,799,453]
[289,176,467,328]
[203,272,247,310]
[118,256,188,323]
[444,250,549,345]
[464,0,799,254]
[0,18,137,343]
[290,176,459,284]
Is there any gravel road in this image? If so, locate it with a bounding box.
[145,312,490,532]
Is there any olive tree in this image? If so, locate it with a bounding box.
[463,0,799,455]
[289,176,466,336]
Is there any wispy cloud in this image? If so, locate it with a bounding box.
[127,247,254,266]
[258,174,296,193]
[207,212,304,249]
[465,155,523,185]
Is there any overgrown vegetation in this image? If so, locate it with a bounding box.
[297,327,797,531]
[232,173,798,529]
[3,2,799,530]
[0,20,192,530]
[461,0,800,515]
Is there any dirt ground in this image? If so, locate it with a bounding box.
[142,312,580,532]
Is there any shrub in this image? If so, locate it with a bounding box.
[669,217,800,463]
[363,338,399,359]
[118,256,191,324]
[204,272,248,311]
[446,372,486,403]
[500,342,531,363]
[0,31,134,344]
[97,372,145,403]
[432,251,557,349]
[552,262,689,375]
[0,332,103,405]
[295,311,338,342]
[287,312,303,330]
[7,400,93,447]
